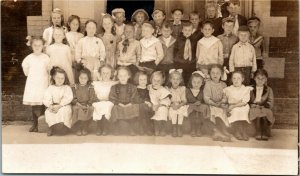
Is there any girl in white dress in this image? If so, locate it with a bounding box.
[22,36,51,132]
[43,8,65,46]
[65,15,84,83]
[46,27,74,84]
[148,71,171,136]
[75,20,106,81]
[166,69,188,137]
[223,71,253,141]
[92,65,118,135]
[43,67,73,136]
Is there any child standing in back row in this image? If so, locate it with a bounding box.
[131,9,150,40]
[112,8,126,42]
[171,8,184,38]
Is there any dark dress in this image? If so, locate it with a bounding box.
[186,88,210,119]
[137,88,154,120]
[109,83,140,122]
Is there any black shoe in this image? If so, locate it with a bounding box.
[172,125,177,137]
[29,125,38,132]
[47,128,53,136]
[177,125,183,137]
[76,130,82,136]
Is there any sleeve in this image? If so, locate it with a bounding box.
[98,39,106,62]
[264,87,274,109]
[203,83,214,104]
[71,86,78,105]
[109,85,119,105]
[229,45,235,72]
[155,41,164,64]
[196,42,201,64]
[59,86,73,106]
[251,46,257,72]
[21,56,30,76]
[75,39,83,63]
[88,86,97,105]
[66,45,73,64]
[136,42,141,63]
[42,28,48,43]
[218,40,224,65]
[43,86,53,107]
[241,87,253,104]
[159,88,171,106]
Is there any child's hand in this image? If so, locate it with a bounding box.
[153,105,159,111]
[119,103,125,107]
[194,101,201,106]
[220,103,228,109]
[145,101,152,107]
[228,105,234,111]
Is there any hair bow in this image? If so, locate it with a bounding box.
[192,70,206,78]
[169,69,183,74]
[25,35,32,46]
[221,66,230,81]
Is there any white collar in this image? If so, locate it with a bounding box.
[140,36,159,48]
[173,21,181,25]
[198,36,219,48]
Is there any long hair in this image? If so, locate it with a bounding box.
[166,70,185,88]
[50,67,70,85]
[50,27,69,45]
[84,19,98,36]
[100,14,116,35]
[66,15,81,32]
[150,71,166,85]
[49,8,64,27]
[187,73,204,89]
[78,68,92,85]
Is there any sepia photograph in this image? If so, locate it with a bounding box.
[1,0,299,174]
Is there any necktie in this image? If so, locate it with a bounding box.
[233,16,239,36]
[122,39,129,53]
[184,38,192,61]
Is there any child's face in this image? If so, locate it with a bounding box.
[191,76,203,90]
[172,10,183,22]
[161,27,172,38]
[124,25,134,39]
[201,24,214,37]
[139,74,148,87]
[232,73,243,87]
[142,25,154,38]
[153,12,165,25]
[248,22,259,35]
[101,67,112,81]
[135,12,145,24]
[32,40,44,54]
[79,73,88,85]
[86,22,97,37]
[182,26,193,38]
[102,17,113,33]
[114,13,125,25]
[238,31,250,43]
[210,68,222,82]
[223,22,234,34]
[52,13,62,27]
[206,7,217,19]
[54,72,65,86]
[53,29,65,43]
[190,15,200,28]
[69,18,80,32]
[118,69,130,84]
[152,75,163,89]
[255,74,267,87]
[170,73,181,88]
[227,3,240,17]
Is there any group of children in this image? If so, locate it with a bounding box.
[22,0,274,142]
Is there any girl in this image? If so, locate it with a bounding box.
[203,64,231,142]
[131,9,150,40]
[98,14,117,69]
[92,65,118,136]
[249,69,274,141]
[167,69,188,137]
[46,27,74,84]
[66,15,84,83]
[43,67,73,136]
[22,36,50,132]
[109,66,140,136]
[75,20,106,81]
[148,71,171,136]
[134,71,154,135]
[186,71,210,137]
[71,68,96,136]
[43,8,65,46]
[116,23,141,77]
[196,20,223,78]
[223,71,253,141]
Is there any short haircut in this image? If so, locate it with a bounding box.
[67,15,81,32]
[229,0,241,6]
[50,66,70,85]
[133,71,148,86]
[78,68,92,85]
[152,9,166,17]
[182,21,193,28]
[205,1,218,10]
[171,8,184,14]
[187,72,204,89]
[142,21,155,29]
[202,19,215,29]
[161,21,172,29]
[247,17,261,26]
[150,71,165,85]
[222,17,235,25]
[189,11,200,19]
[254,69,269,79]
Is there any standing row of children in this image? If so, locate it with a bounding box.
[22,0,273,141]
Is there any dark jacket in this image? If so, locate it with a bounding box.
[249,85,274,109]
[173,33,199,64]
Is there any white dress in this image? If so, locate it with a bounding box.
[46,43,74,84]
[223,85,253,124]
[149,85,171,121]
[43,27,54,46]
[168,86,188,118]
[92,80,118,120]
[65,31,84,62]
[43,85,73,128]
[22,53,50,105]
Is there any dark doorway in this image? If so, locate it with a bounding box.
[106,0,155,21]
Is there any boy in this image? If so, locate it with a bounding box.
[189,11,203,42]
[217,17,238,69]
[131,9,149,40]
[229,26,257,85]
[205,2,223,36]
[248,17,264,69]
[196,20,223,78]
[227,0,247,35]
[174,22,198,84]
[151,9,166,37]
[139,22,164,72]
[112,8,126,40]
[157,22,176,78]
[171,8,184,38]
[116,23,141,77]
